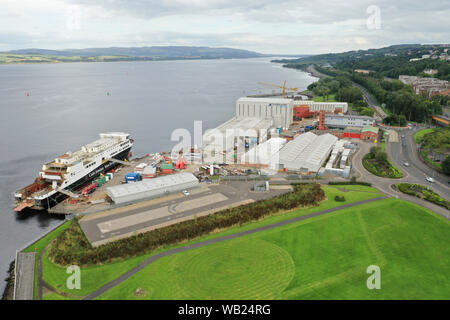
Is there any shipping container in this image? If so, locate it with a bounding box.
[125,172,141,182]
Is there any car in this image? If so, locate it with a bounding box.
[182,190,190,196]
[425,176,435,183]
[403,162,410,167]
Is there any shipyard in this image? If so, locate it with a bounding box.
[11,85,389,248]
[2,1,449,305]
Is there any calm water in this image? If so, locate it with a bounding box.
[0,57,316,293]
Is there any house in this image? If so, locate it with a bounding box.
[424,69,438,75]
[360,127,380,142]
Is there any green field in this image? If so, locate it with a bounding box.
[313,94,337,102]
[414,128,434,144]
[97,198,450,300]
[40,185,384,299]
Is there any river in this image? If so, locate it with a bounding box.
[0,57,316,294]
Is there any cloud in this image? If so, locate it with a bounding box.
[0,0,448,53]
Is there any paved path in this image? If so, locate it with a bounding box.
[82,196,387,300]
[14,252,35,300]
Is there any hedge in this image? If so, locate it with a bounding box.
[395,183,450,210]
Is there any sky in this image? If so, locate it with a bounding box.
[0,0,449,54]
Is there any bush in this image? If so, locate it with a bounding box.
[49,183,327,266]
[395,183,450,210]
[334,195,346,202]
[363,153,403,178]
[328,181,372,186]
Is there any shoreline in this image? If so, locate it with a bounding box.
[0,55,287,66]
[2,261,15,300]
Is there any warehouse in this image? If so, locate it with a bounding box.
[293,101,348,113]
[325,114,376,128]
[202,116,273,164]
[106,172,199,204]
[236,97,294,129]
[271,132,338,173]
[240,137,287,167]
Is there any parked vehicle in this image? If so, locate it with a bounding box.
[183,190,190,196]
[425,176,435,183]
[403,162,410,167]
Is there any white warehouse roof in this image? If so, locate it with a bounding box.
[273,132,338,172]
[241,137,287,165]
[292,134,338,172]
[106,172,199,204]
[203,117,273,147]
[237,97,294,104]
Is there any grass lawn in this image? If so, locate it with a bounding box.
[21,219,71,300]
[313,94,337,102]
[414,128,434,144]
[41,185,383,299]
[97,198,450,300]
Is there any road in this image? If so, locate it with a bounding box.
[14,252,35,300]
[306,65,387,120]
[82,195,388,300]
[352,139,449,219]
[351,82,387,120]
[389,126,449,198]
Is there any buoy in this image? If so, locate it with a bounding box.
[26,92,30,96]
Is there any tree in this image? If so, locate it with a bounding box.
[442,156,450,175]
[375,151,388,162]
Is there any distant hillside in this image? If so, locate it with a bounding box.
[273,43,450,81]
[6,46,265,59]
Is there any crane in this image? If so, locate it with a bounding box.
[257,80,299,98]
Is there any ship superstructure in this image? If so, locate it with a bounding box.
[14,132,133,211]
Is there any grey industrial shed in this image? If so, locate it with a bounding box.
[106,172,199,204]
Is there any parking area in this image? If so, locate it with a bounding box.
[79,181,292,247]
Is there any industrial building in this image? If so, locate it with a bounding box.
[293,100,348,114]
[360,127,380,141]
[325,114,376,128]
[240,137,287,167]
[235,97,294,129]
[272,132,338,173]
[319,140,352,178]
[106,172,199,204]
[202,117,273,163]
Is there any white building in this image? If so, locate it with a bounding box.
[325,114,376,128]
[293,100,348,113]
[271,132,338,173]
[106,172,199,204]
[202,117,273,164]
[236,97,294,129]
[240,137,287,167]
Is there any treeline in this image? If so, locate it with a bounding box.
[306,72,374,116]
[351,73,443,123]
[336,56,450,81]
[49,183,326,265]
